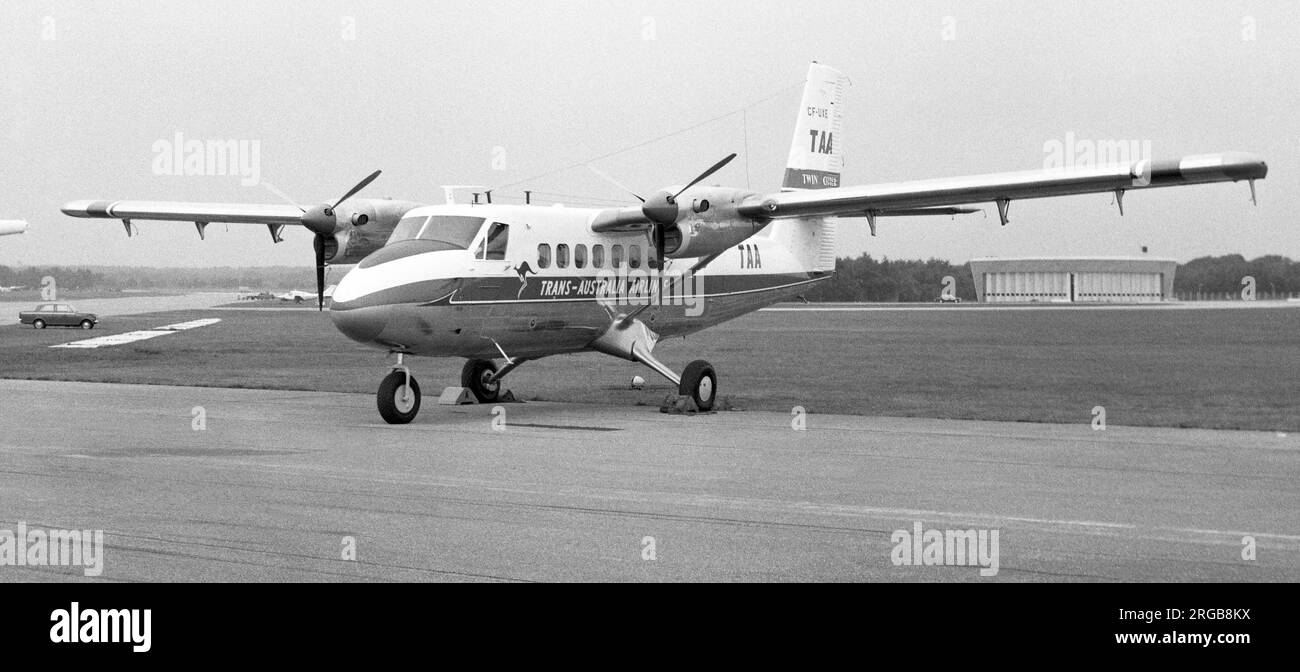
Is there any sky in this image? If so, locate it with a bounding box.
[1,0,1296,267]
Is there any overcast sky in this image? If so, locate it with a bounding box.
[2,0,1296,267]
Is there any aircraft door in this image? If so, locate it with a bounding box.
[470,221,517,301]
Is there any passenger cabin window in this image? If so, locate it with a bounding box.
[592,245,605,268]
[612,244,624,269]
[478,222,509,260]
[556,244,570,269]
[628,245,641,269]
[537,244,551,269]
[574,244,587,269]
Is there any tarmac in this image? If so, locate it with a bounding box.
[0,378,1295,582]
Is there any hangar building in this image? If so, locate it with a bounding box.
[968,257,1177,303]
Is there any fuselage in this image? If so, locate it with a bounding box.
[330,199,832,360]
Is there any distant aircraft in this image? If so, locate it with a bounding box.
[0,220,28,237]
[63,62,1268,423]
[276,289,317,303]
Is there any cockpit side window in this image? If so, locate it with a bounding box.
[479,222,509,260]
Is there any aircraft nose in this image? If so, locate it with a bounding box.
[331,306,386,344]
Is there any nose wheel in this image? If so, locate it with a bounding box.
[377,362,421,424]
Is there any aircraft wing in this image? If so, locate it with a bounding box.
[589,204,979,233]
[62,200,305,239]
[735,152,1267,224]
[0,219,28,236]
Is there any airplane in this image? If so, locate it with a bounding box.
[0,220,28,237]
[62,62,1268,424]
[276,289,318,303]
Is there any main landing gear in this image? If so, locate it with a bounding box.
[678,360,717,412]
[590,315,718,412]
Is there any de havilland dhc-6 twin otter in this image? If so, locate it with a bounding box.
[63,63,1268,424]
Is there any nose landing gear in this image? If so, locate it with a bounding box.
[377,353,421,424]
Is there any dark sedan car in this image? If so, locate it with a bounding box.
[18,303,99,329]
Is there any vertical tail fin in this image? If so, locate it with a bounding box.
[782,62,848,191]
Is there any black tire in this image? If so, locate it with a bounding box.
[461,358,501,403]
[377,371,421,424]
[80,320,94,330]
[32,319,45,329]
[678,360,717,411]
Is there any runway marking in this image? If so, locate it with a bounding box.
[51,318,221,349]
[508,423,622,432]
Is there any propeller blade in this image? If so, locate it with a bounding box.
[313,235,326,312]
[672,153,736,200]
[586,164,645,203]
[262,182,307,213]
[332,170,382,210]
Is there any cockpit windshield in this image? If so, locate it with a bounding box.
[388,215,427,243]
[386,214,486,250]
[418,216,485,248]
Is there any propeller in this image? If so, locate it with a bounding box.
[641,153,736,228]
[639,153,736,268]
[264,170,382,311]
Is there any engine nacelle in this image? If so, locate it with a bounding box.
[328,199,425,264]
[661,186,766,259]
[664,218,766,259]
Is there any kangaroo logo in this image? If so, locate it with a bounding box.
[514,261,537,299]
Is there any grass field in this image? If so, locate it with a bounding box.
[1,305,1296,431]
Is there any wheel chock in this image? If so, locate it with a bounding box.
[659,394,701,415]
[438,387,476,405]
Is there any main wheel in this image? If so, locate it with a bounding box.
[377,371,421,424]
[80,320,94,330]
[678,360,717,411]
[32,319,45,329]
[461,358,501,403]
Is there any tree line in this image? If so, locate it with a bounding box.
[3,254,1297,300]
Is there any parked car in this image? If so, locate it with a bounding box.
[936,294,962,303]
[18,303,99,329]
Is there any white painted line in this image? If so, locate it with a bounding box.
[51,318,221,349]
